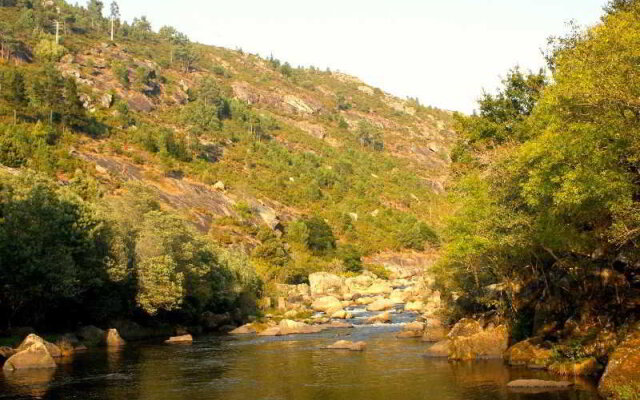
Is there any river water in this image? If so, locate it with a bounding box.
[0,310,602,400]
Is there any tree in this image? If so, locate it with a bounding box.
[131,16,152,40]
[87,0,104,29]
[2,69,26,105]
[174,42,199,73]
[0,173,111,327]
[109,1,120,41]
[62,77,85,129]
[29,63,64,123]
[304,217,336,254]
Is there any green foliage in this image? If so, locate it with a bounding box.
[437,3,640,328]
[357,121,384,151]
[34,39,65,62]
[396,219,438,250]
[303,216,336,254]
[1,68,26,105]
[112,62,129,88]
[339,244,363,273]
[0,172,111,326]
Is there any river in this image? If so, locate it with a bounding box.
[0,309,602,400]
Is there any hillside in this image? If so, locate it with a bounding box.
[0,1,455,329]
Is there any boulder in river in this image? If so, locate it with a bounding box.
[448,324,508,360]
[3,342,57,371]
[422,318,447,342]
[165,335,193,344]
[326,340,367,351]
[106,329,126,347]
[448,318,483,338]
[230,324,257,335]
[365,311,391,325]
[507,379,573,389]
[404,301,424,312]
[599,324,640,399]
[504,338,553,368]
[0,347,16,365]
[16,334,62,358]
[76,325,106,347]
[424,339,450,358]
[367,298,395,312]
[396,330,423,338]
[330,309,351,319]
[311,296,343,313]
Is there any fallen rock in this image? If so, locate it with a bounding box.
[365,312,391,325]
[326,340,367,351]
[165,335,193,344]
[3,342,57,371]
[105,329,126,347]
[599,325,640,399]
[367,298,395,312]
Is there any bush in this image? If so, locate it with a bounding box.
[339,244,363,273]
[34,39,65,62]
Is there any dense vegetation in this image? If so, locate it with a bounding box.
[435,1,639,345]
[0,0,449,331]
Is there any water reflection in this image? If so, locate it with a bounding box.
[0,329,602,400]
[2,369,55,399]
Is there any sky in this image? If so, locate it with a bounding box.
[82,0,607,113]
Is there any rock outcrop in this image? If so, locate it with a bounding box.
[599,325,640,399]
[309,273,344,296]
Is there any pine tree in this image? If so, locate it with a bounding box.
[62,77,85,128]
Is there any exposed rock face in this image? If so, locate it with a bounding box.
[105,329,126,347]
[165,335,193,344]
[3,342,57,371]
[326,340,367,351]
[504,338,553,368]
[311,296,343,313]
[283,95,314,114]
[599,326,640,399]
[309,273,344,296]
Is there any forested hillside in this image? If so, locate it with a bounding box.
[0,0,454,330]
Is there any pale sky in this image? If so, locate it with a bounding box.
[82,0,607,112]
